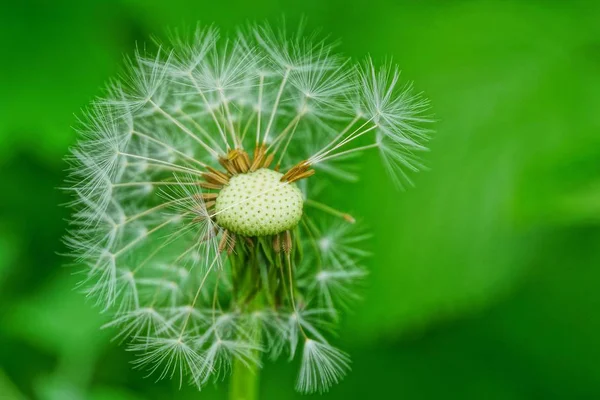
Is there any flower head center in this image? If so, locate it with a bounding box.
[215,168,303,236]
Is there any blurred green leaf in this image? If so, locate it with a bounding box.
[342,0,600,339]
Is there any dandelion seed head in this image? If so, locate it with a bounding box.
[64,21,431,394]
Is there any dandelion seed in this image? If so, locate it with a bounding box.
[129,336,205,389]
[197,338,263,385]
[65,21,431,394]
[296,339,351,394]
[308,263,367,312]
[104,306,172,343]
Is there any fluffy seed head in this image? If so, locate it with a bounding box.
[64,21,431,395]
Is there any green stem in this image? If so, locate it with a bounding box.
[229,243,263,400]
[229,353,260,400]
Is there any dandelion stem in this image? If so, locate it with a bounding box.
[230,353,260,400]
[229,248,262,400]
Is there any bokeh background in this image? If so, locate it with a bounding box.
[1,0,599,399]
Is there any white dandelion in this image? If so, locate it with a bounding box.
[64,21,431,396]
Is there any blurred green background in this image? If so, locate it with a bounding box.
[1,0,599,399]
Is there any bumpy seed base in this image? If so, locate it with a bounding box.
[215,168,303,236]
